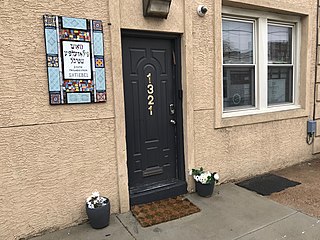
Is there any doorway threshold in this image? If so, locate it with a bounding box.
[130,179,187,205]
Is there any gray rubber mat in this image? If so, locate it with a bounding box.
[236,173,301,196]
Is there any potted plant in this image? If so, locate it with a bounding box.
[190,167,219,197]
[86,191,110,229]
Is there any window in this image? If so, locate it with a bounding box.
[222,10,300,115]
[223,19,255,110]
[268,24,293,105]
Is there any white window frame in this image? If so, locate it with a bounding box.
[222,6,301,118]
[222,17,257,111]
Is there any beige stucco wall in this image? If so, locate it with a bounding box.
[0,120,117,240]
[0,0,318,239]
[192,0,318,184]
[120,0,184,32]
[313,3,320,153]
[0,1,118,240]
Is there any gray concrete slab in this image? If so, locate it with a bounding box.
[116,184,301,240]
[30,184,320,240]
[237,212,320,240]
[31,215,134,240]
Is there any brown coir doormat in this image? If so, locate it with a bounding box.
[131,196,200,227]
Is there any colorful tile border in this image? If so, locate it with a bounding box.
[45,28,58,54]
[93,32,104,56]
[44,15,56,28]
[95,57,104,68]
[60,29,90,41]
[43,15,106,104]
[62,17,87,30]
[67,92,91,104]
[47,55,59,67]
[95,68,106,91]
[50,92,61,104]
[48,67,60,92]
[96,91,106,102]
[93,20,103,31]
[63,80,94,92]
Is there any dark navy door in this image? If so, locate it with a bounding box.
[122,31,186,204]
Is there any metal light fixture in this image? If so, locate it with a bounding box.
[143,0,172,19]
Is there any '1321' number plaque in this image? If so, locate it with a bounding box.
[146,73,154,116]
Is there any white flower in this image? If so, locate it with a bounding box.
[86,191,109,209]
[87,203,94,209]
[92,191,100,198]
[214,173,219,181]
[191,167,219,184]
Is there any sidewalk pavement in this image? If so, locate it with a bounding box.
[31,184,320,240]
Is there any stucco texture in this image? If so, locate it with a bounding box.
[0,0,114,128]
[192,0,215,111]
[0,1,118,240]
[191,0,317,184]
[120,0,184,33]
[194,110,313,183]
[313,4,320,152]
[0,120,118,240]
[1,0,319,239]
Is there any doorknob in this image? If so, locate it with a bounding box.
[170,119,176,125]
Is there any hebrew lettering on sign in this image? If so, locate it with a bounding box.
[43,15,106,104]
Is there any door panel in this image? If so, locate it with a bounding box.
[122,34,179,194]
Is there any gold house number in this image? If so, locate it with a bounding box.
[146,73,154,116]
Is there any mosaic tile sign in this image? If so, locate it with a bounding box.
[43,15,106,104]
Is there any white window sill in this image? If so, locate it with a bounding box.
[215,104,307,129]
[223,104,301,118]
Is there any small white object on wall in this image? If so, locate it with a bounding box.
[197,5,208,17]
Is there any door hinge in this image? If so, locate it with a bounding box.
[172,50,176,65]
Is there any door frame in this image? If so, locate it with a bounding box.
[121,30,186,204]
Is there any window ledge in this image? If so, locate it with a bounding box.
[223,104,301,118]
[215,105,308,129]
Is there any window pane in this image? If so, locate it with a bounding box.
[223,19,254,64]
[268,25,292,64]
[268,66,293,105]
[223,67,255,109]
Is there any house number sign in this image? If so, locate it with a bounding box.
[146,73,155,116]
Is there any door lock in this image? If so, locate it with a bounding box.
[170,119,176,125]
[169,103,175,115]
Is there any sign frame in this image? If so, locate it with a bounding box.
[43,15,106,105]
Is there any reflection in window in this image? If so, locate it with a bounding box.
[223,19,254,64]
[223,19,255,110]
[268,67,293,105]
[223,67,255,109]
[268,24,293,105]
[268,25,292,64]
[222,10,299,114]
